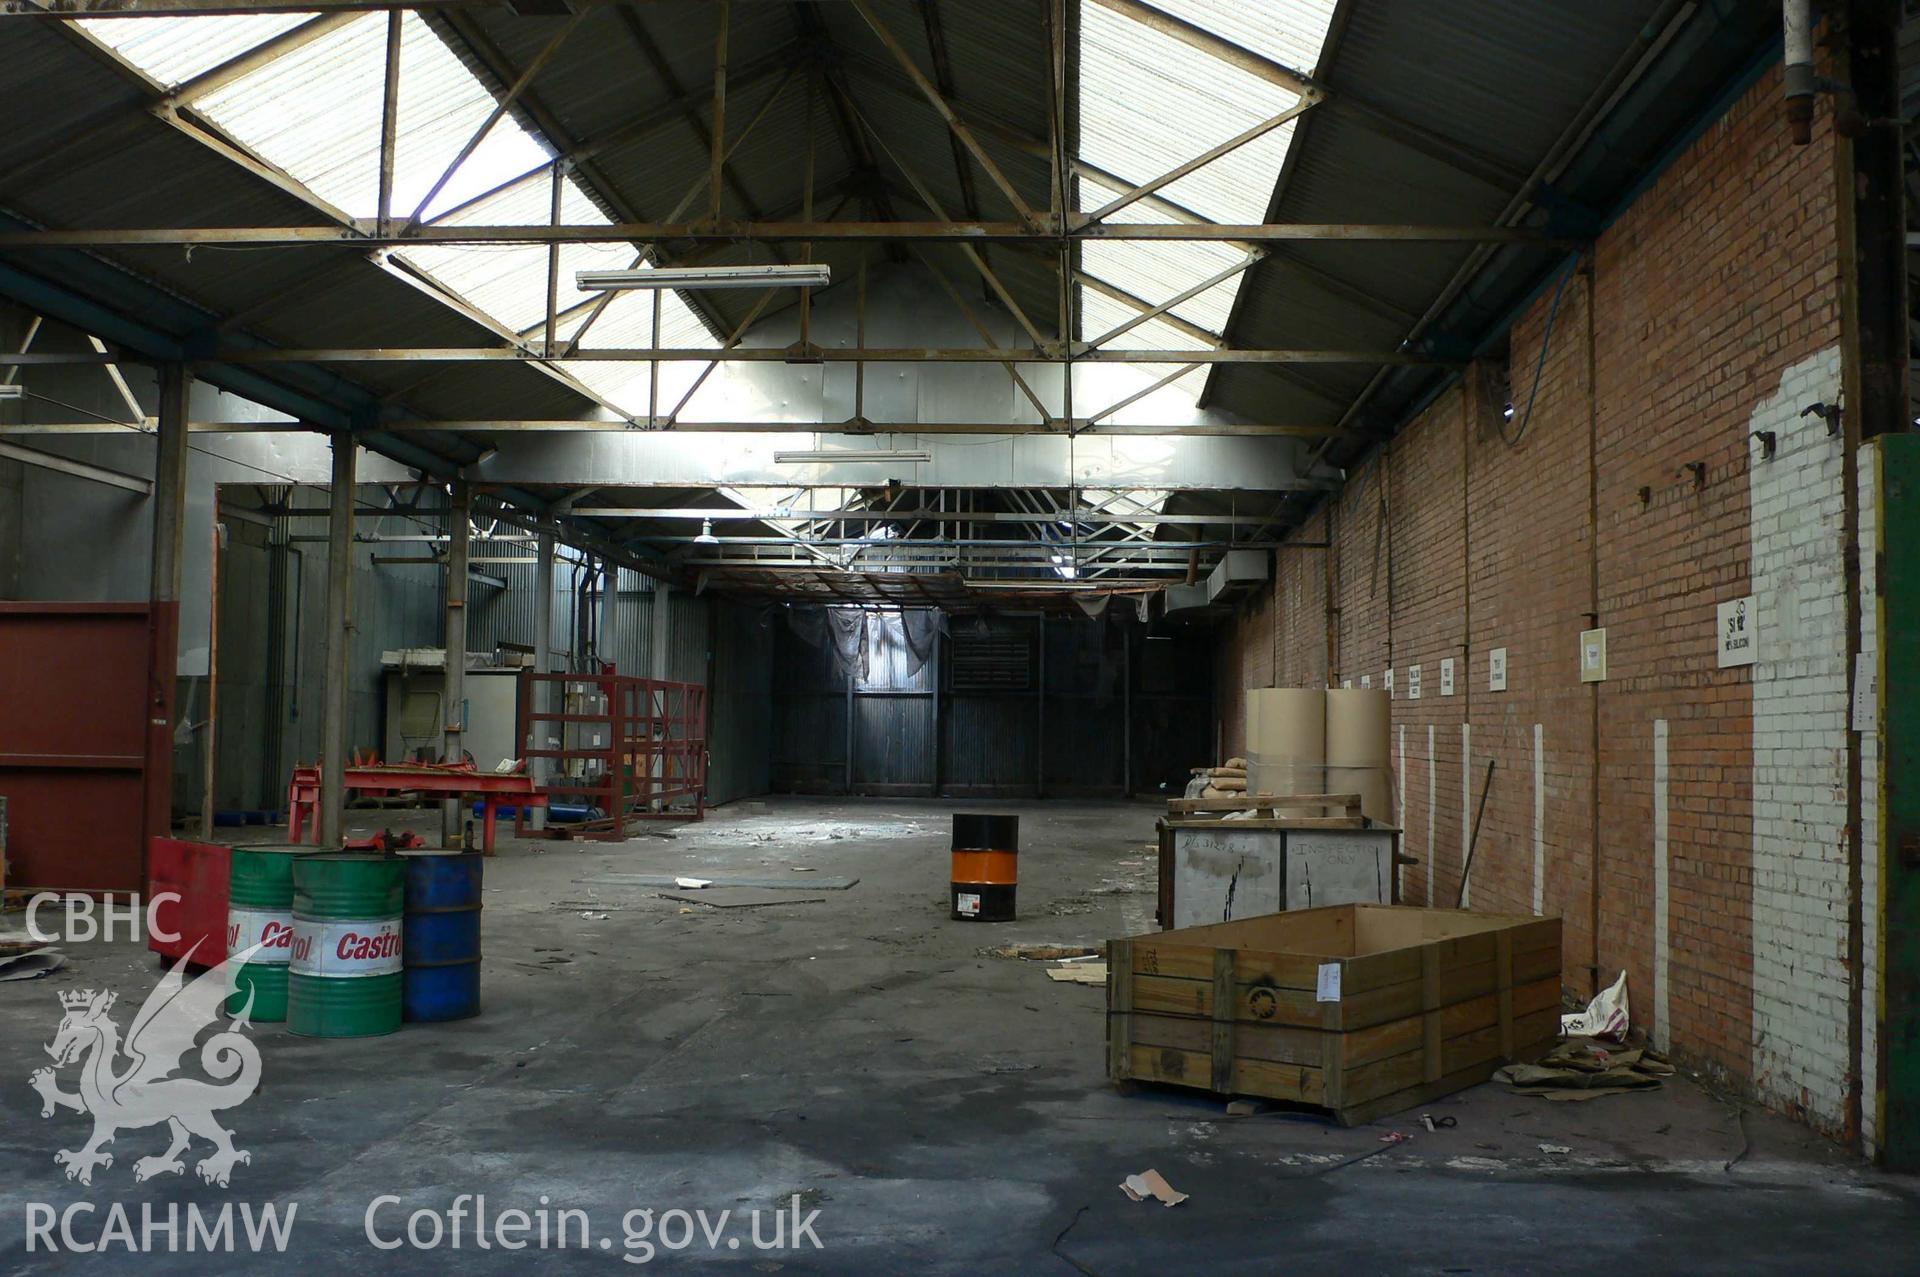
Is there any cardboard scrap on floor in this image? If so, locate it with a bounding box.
[1119,1170,1188,1207]
[1045,961,1108,984]
[1494,1037,1674,1100]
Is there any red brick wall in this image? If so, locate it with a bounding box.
[1210,65,1842,1089]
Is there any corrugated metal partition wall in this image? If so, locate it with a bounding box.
[708,600,773,805]
[769,608,1213,800]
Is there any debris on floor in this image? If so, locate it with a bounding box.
[578,873,860,891]
[1225,1099,1267,1117]
[1494,1038,1674,1100]
[984,943,1101,961]
[1045,962,1107,984]
[1562,969,1630,1041]
[1119,1169,1188,1207]
[674,876,713,889]
[0,946,65,981]
[660,889,828,909]
[1378,1130,1412,1145]
[1538,1143,1572,1155]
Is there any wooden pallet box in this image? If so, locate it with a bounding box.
[1106,904,1561,1125]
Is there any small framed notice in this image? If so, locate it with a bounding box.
[1717,595,1757,668]
[1408,664,1423,700]
[1439,657,1456,697]
[1489,647,1508,692]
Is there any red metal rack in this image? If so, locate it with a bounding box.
[514,667,707,840]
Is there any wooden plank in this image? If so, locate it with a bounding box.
[1131,941,1324,989]
[1128,1012,1326,1066]
[1495,930,1516,1058]
[1167,793,1362,814]
[1210,948,1236,1091]
[1124,1046,1325,1104]
[1108,939,1133,1082]
[1321,1016,1346,1109]
[1421,944,1443,1084]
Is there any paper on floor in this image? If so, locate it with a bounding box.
[1119,1169,1188,1207]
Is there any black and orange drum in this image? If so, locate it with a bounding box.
[949,813,1019,921]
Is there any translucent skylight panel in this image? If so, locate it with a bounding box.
[1146,0,1337,76]
[80,12,313,87]
[193,12,548,222]
[1076,0,1334,405]
[1079,1,1302,226]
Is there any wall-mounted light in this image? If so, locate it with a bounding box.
[1751,430,1777,461]
[1681,461,1707,491]
[772,449,931,464]
[694,519,718,545]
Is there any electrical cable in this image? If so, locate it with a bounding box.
[1500,257,1578,448]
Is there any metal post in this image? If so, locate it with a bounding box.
[651,581,671,810]
[529,527,555,831]
[598,560,619,668]
[1035,613,1046,798]
[318,432,356,848]
[146,363,191,884]
[1122,621,1133,797]
[929,624,942,797]
[200,521,221,838]
[150,364,191,603]
[442,480,470,847]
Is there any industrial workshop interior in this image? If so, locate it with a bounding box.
[2,0,1919,1270]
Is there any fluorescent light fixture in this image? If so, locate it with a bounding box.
[772,449,931,464]
[576,264,831,292]
[0,384,24,400]
[694,519,718,545]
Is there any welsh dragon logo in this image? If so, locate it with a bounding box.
[29,943,265,1187]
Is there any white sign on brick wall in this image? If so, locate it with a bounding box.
[1383,669,1394,695]
[1440,658,1456,696]
[1360,673,1372,689]
[1853,651,1876,731]
[1408,664,1423,700]
[1716,595,1757,668]
[1489,647,1508,692]
[1579,628,1607,683]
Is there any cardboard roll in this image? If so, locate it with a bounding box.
[952,812,1020,852]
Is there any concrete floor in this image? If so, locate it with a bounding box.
[2,797,1915,1273]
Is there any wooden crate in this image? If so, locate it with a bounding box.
[1106,904,1561,1125]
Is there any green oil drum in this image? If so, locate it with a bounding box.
[288,852,404,1038]
[224,844,306,1022]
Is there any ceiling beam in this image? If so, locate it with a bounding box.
[0,223,1573,248]
[165,345,1459,366]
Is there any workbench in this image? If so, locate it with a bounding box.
[287,764,546,855]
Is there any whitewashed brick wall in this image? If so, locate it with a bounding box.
[1748,346,1850,1130]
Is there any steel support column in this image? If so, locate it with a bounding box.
[318,431,356,848]
[442,479,470,846]
[530,527,555,831]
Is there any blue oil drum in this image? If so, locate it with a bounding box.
[400,850,483,1022]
